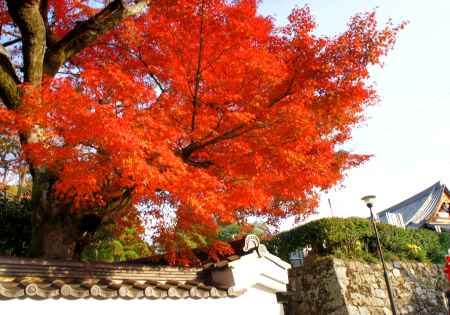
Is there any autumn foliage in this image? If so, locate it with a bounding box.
[0,0,403,262]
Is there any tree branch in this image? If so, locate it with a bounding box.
[178,72,292,168]
[7,0,46,85]
[178,121,266,167]
[43,0,149,77]
[268,76,296,108]
[2,38,22,47]
[194,123,249,149]
[191,0,206,133]
[39,0,56,47]
[0,44,21,109]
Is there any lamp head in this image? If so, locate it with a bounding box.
[361,195,376,209]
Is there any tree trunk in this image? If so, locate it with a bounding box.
[27,168,108,260]
[15,166,26,199]
[30,215,80,259]
[1,167,7,202]
[28,169,80,260]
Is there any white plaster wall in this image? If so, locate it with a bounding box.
[1,287,284,315]
[230,250,291,293]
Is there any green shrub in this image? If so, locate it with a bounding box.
[0,198,32,256]
[80,226,152,263]
[264,217,450,264]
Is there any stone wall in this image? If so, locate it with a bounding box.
[285,257,448,315]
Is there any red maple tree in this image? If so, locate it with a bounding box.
[0,0,403,262]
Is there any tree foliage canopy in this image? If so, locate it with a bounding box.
[0,0,403,261]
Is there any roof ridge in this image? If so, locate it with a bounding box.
[0,256,202,273]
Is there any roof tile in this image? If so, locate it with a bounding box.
[0,256,243,300]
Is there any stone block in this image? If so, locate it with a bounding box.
[333,259,346,267]
[347,305,360,315]
[368,307,386,315]
[350,293,366,305]
[358,306,370,315]
[373,288,386,299]
[329,306,351,315]
[335,266,347,280]
[367,297,386,307]
[392,268,401,277]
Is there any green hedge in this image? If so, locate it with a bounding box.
[264,217,450,264]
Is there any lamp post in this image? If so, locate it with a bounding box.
[362,195,398,315]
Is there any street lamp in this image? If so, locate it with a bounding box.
[362,195,398,315]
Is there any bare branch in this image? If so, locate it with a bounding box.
[44,0,149,77]
[2,38,21,47]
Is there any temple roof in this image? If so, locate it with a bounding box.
[378,181,448,228]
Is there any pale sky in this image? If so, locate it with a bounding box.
[259,0,450,225]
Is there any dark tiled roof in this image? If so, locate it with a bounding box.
[378,181,447,227]
[0,256,244,300]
